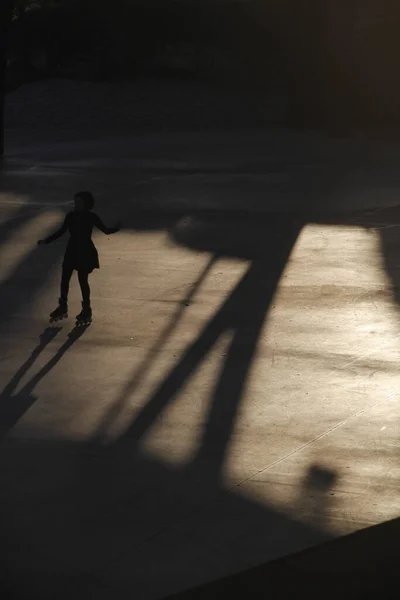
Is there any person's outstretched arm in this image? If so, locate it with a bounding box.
[37,214,70,245]
[93,213,121,235]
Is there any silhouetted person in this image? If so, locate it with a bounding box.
[37,191,120,324]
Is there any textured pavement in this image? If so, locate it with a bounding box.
[1,128,400,598]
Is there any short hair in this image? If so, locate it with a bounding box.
[75,191,95,210]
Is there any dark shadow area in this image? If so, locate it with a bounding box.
[0,436,332,600]
[166,515,400,600]
[6,1,400,133]
[370,207,400,307]
[296,464,338,528]
[0,326,88,443]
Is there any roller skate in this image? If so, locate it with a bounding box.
[75,303,92,327]
[49,299,68,323]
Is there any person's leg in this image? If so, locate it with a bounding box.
[60,264,74,304]
[77,270,91,307]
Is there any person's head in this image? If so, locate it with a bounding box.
[74,191,95,212]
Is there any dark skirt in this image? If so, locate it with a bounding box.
[63,240,100,273]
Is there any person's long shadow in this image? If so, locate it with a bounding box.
[113,213,304,483]
[0,325,89,442]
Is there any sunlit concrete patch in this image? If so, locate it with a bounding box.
[2,167,78,178]
[4,220,400,493]
[79,259,248,445]
[2,197,400,598]
[0,192,34,206]
[220,223,400,531]
[134,332,235,464]
[238,395,400,537]
[0,244,249,445]
[0,191,70,206]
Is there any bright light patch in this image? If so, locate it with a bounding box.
[0,192,31,206]
[223,223,400,520]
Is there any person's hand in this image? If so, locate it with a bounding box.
[37,239,45,246]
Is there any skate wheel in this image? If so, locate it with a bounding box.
[49,313,67,323]
[75,319,91,327]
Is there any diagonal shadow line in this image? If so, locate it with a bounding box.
[0,326,88,443]
[0,326,62,398]
[114,223,302,456]
[189,258,288,481]
[92,254,217,442]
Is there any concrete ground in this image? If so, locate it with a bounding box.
[1,128,400,598]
